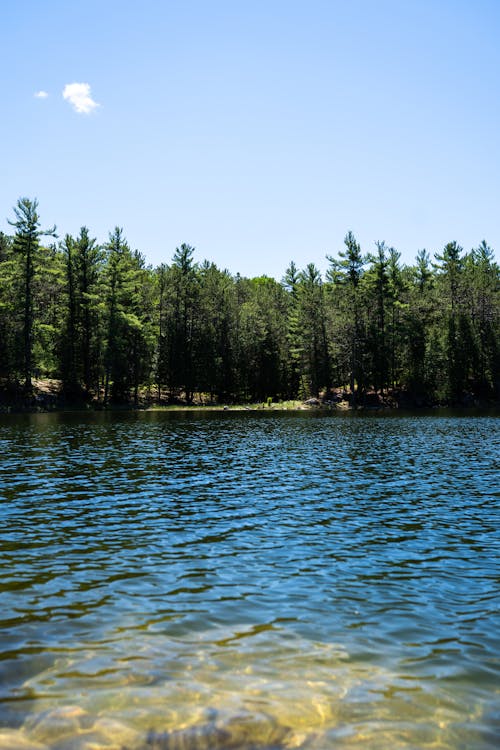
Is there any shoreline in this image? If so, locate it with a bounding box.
[1,400,498,416]
[1,380,498,415]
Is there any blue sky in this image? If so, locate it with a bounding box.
[1,0,499,278]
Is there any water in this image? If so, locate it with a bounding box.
[0,410,498,749]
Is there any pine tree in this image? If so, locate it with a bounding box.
[405,250,434,399]
[0,232,16,383]
[162,244,200,403]
[434,241,469,400]
[466,242,499,397]
[365,241,390,393]
[103,228,145,403]
[295,264,330,398]
[282,261,302,398]
[327,232,366,401]
[74,227,103,395]
[195,262,238,402]
[8,198,56,392]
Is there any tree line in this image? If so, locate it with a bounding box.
[0,197,498,406]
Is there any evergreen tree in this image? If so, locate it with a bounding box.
[386,247,406,390]
[327,231,366,401]
[162,244,200,403]
[196,262,238,401]
[365,241,390,392]
[130,252,156,405]
[103,228,150,403]
[0,232,16,383]
[434,241,471,400]
[405,249,434,398]
[7,198,56,392]
[155,263,169,401]
[61,234,78,393]
[282,261,302,398]
[73,227,103,395]
[237,276,289,401]
[465,242,500,397]
[295,263,330,397]
[35,241,66,379]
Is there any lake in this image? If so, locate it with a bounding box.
[0,410,498,750]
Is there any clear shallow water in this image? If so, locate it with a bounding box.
[0,410,498,750]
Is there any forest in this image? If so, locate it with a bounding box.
[0,197,498,409]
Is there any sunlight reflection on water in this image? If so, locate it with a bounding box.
[6,623,497,750]
[0,411,499,749]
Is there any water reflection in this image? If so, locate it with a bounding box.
[0,411,499,749]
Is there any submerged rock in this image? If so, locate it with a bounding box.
[20,708,140,750]
[0,729,48,750]
[24,705,91,744]
[142,712,294,750]
[144,724,230,750]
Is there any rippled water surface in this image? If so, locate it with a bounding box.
[0,410,499,749]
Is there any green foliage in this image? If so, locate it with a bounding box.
[102,229,155,404]
[6,198,56,390]
[326,232,367,399]
[0,197,498,406]
[62,227,104,396]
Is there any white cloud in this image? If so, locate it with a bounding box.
[62,82,99,114]
[34,90,49,98]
